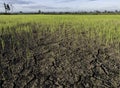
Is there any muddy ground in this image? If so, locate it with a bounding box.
[0,28,120,88]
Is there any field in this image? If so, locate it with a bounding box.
[0,15,120,88]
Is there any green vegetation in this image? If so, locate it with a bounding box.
[0,15,120,50]
[0,15,120,88]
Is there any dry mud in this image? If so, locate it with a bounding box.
[0,28,120,88]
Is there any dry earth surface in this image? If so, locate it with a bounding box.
[0,23,120,88]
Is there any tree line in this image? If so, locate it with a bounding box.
[15,10,120,15]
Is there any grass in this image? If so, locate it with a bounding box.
[0,15,120,51]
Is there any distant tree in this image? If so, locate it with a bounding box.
[38,10,41,14]
[95,10,101,14]
[4,3,11,13]
[20,11,23,14]
[7,4,10,10]
[104,10,107,13]
[4,3,7,13]
[115,10,118,13]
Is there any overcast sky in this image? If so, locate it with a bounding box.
[0,0,120,12]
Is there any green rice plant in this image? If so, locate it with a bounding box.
[0,15,120,52]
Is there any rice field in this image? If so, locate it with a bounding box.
[0,15,120,48]
[0,15,120,88]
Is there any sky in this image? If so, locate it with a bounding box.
[0,0,120,12]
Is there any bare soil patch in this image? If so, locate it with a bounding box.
[0,29,120,88]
